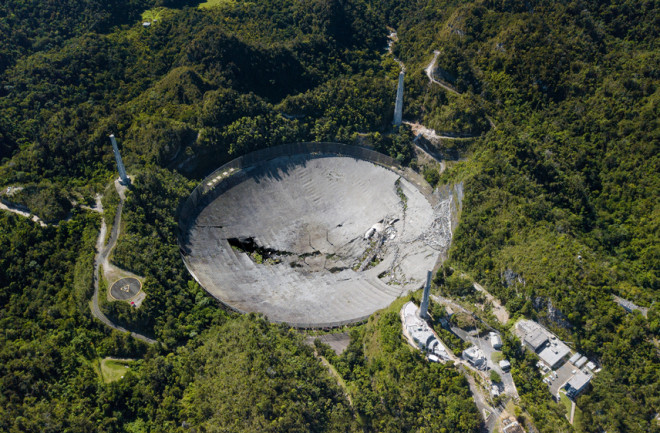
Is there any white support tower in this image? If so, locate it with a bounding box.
[109,134,130,186]
[419,270,432,320]
[393,71,404,127]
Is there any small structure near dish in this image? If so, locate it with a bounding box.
[565,370,592,399]
[490,331,502,349]
[574,356,588,369]
[109,277,142,301]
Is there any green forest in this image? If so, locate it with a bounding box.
[0,0,658,431]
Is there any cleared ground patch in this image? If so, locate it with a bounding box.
[141,7,167,22]
[110,277,142,300]
[198,0,236,9]
[99,358,132,383]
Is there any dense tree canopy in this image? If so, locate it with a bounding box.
[0,0,657,431]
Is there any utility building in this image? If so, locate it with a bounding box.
[566,371,591,399]
[515,320,570,369]
[490,332,502,349]
[401,301,450,361]
[523,329,548,352]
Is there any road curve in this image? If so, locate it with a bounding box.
[425,50,460,95]
[90,181,157,345]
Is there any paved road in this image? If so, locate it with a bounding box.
[461,365,501,433]
[90,180,157,345]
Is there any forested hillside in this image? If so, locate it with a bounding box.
[384,0,659,431]
[0,0,657,432]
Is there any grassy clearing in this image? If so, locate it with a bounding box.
[559,392,572,419]
[198,0,236,9]
[573,404,584,428]
[100,358,132,383]
[141,7,168,22]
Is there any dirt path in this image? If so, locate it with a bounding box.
[1,192,103,226]
[0,201,48,227]
[422,51,498,132]
[90,179,157,345]
[406,120,477,142]
[425,50,460,95]
[473,282,510,324]
[316,353,354,407]
[78,193,103,213]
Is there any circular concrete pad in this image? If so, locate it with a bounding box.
[182,153,451,327]
[110,277,142,300]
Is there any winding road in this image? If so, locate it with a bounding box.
[425,50,460,95]
[0,201,48,227]
[90,180,157,345]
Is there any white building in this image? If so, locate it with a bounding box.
[515,320,570,369]
[566,371,591,399]
[490,332,502,349]
[463,345,486,369]
[401,302,450,361]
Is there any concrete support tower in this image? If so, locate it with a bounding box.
[109,134,130,186]
[419,270,432,320]
[393,71,404,127]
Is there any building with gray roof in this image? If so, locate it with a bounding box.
[524,329,549,352]
[515,319,570,369]
[566,371,592,399]
[538,339,571,369]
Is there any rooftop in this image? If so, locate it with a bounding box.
[515,319,571,368]
[567,371,592,393]
[402,302,450,360]
[537,339,571,368]
[525,329,549,351]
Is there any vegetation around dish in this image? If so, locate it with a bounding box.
[0,0,657,432]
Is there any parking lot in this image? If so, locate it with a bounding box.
[539,359,581,397]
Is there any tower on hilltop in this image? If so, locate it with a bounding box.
[109,134,130,186]
[393,71,404,127]
[419,270,432,320]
